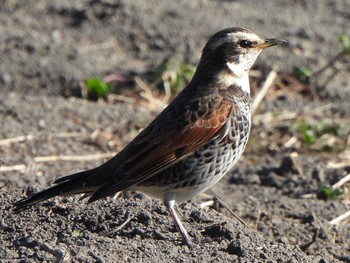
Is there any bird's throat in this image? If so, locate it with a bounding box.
[217,63,250,94]
[226,61,247,78]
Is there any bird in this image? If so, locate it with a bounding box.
[13,27,286,247]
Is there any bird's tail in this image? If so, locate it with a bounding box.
[13,168,98,212]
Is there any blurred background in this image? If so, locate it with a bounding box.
[1,0,349,261]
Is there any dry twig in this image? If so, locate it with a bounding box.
[290,152,304,177]
[34,153,116,163]
[135,77,167,110]
[0,164,27,173]
[0,135,34,146]
[251,70,277,115]
[329,210,350,225]
[215,196,252,230]
[103,216,133,237]
[16,239,67,263]
[332,173,350,189]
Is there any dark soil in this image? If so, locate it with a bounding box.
[1,0,350,262]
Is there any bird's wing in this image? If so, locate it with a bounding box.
[88,97,236,202]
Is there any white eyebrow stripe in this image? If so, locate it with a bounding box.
[209,31,263,50]
[226,32,262,43]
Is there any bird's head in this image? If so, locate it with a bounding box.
[192,27,286,93]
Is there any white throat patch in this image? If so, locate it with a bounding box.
[226,61,246,78]
[226,62,250,94]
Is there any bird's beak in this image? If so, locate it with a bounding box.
[257,38,287,49]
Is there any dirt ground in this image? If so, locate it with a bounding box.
[1,0,350,262]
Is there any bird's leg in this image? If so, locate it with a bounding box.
[164,194,193,248]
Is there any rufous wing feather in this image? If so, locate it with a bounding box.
[89,99,235,202]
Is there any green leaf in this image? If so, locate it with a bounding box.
[86,78,112,98]
[155,58,195,95]
[181,64,196,81]
[339,34,350,55]
[293,65,313,82]
[316,184,344,201]
[73,229,81,237]
[299,121,317,145]
[296,119,342,149]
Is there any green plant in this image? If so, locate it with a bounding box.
[300,120,338,144]
[293,33,350,83]
[154,58,195,96]
[290,119,345,151]
[73,229,82,237]
[85,77,113,100]
[316,184,344,201]
[339,34,350,55]
[293,65,313,83]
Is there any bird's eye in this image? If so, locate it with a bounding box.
[238,40,252,48]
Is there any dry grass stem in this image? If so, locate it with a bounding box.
[103,216,133,237]
[49,132,84,139]
[332,173,350,189]
[0,135,34,146]
[34,153,116,163]
[251,70,277,115]
[283,136,298,148]
[135,77,167,110]
[199,200,215,208]
[0,164,27,173]
[328,160,350,169]
[108,94,136,104]
[329,210,350,225]
[215,196,252,230]
[290,152,304,177]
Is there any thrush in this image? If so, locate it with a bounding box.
[13,27,286,247]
